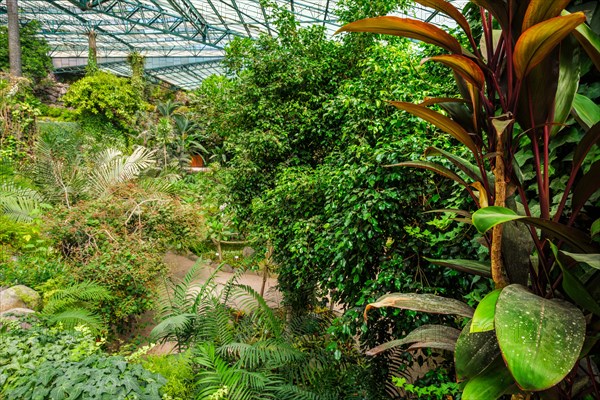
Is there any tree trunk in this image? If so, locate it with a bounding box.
[86,29,98,75]
[7,0,22,77]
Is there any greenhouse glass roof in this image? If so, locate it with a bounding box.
[0,0,468,89]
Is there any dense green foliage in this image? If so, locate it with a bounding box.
[0,322,165,399]
[0,20,52,82]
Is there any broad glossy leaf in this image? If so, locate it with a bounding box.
[422,55,486,89]
[514,13,587,79]
[572,160,600,213]
[424,257,490,278]
[424,146,488,184]
[573,122,600,171]
[495,284,586,391]
[472,206,597,253]
[461,357,517,400]
[386,161,469,187]
[572,94,600,129]
[522,0,572,31]
[389,102,478,154]
[455,322,501,381]
[471,289,502,333]
[560,251,600,270]
[552,36,580,136]
[364,292,474,321]
[365,324,460,356]
[414,0,473,39]
[335,16,462,54]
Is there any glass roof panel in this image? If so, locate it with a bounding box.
[0,0,469,88]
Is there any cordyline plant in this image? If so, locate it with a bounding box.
[336,0,600,399]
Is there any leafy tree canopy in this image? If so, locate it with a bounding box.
[0,20,52,82]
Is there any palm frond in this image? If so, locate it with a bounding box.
[230,284,283,339]
[0,182,43,222]
[88,146,155,196]
[150,313,197,341]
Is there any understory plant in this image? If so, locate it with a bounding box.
[338,0,600,398]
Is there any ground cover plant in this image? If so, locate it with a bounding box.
[338,0,600,398]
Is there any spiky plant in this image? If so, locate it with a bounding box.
[41,281,113,334]
[0,182,43,222]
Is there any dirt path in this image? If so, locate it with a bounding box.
[132,252,281,355]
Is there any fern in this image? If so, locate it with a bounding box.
[0,182,43,222]
[41,281,112,333]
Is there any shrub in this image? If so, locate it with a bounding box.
[0,322,165,399]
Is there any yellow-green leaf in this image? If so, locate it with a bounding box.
[522,0,572,31]
[422,55,486,90]
[514,13,587,79]
[335,16,462,54]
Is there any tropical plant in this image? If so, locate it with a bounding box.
[338,0,600,398]
[0,20,52,82]
[41,281,113,334]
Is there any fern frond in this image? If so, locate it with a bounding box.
[0,183,43,222]
[44,308,105,333]
[272,384,326,400]
[230,284,283,339]
[150,313,196,341]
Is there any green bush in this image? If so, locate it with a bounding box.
[0,20,52,82]
[142,353,195,400]
[62,71,143,141]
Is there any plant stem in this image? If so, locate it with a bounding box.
[491,120,510,289]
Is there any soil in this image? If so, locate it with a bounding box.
[124,251,281,355]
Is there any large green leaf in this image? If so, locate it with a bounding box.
[389,102,478,154]
[365,324,461,356]
[471,289,502,333]
[572,94,600,130]
[461,357,517,400]
[495,284,586,391]
[472,206,598,253]
[513,13,587,79]
[364,292,474,320]
[592,218,600,237]
[454,322,501,381]
[424,257,490,278]
[335,16,462,53]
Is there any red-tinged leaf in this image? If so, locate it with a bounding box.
[573,160,600,214]
[365,324,460,356]
[514,13,587,79]
[472,206,598,253]
[424,257,491,278]
[573,122,600,174]
[522,0,572,31]
[408,341,456,352]
[389,101,478,154]
[364,292,474,321]
[419,97,468,107]
[422,55,486,90]
[385,161,469,188]
[424,146,488,184]
[413,0,473,39]
[470,0,509,31]
[335,16,462,54]
[423,209,472,218]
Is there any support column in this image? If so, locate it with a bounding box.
[86,28,98,75]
